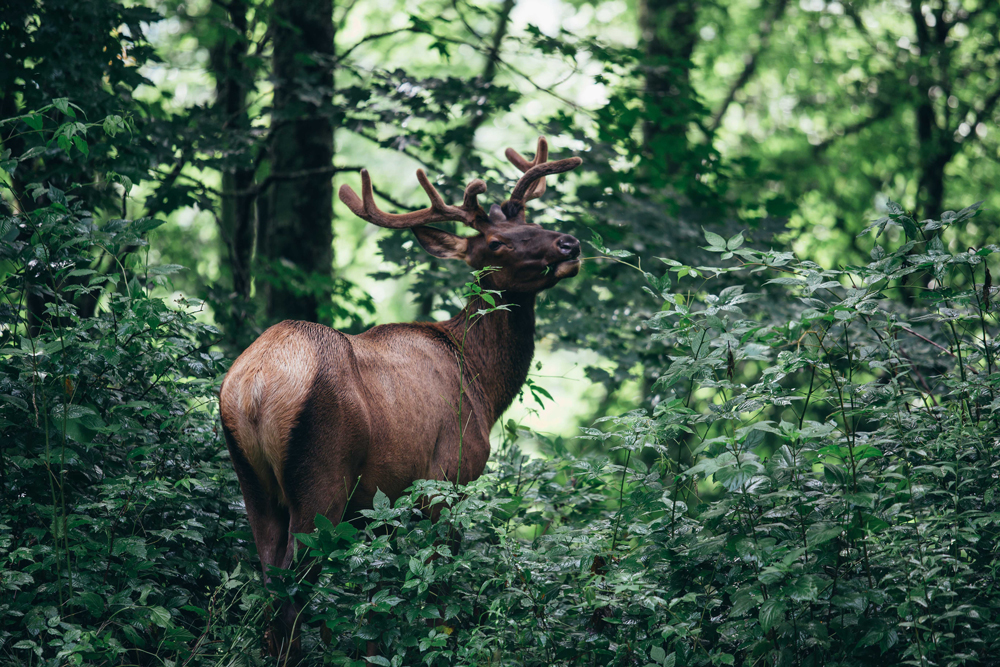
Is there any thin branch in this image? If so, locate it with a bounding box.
[166,165,362,201]
[843,3,882,54]
[901,325,979,375]
[144,157,188,219]
[811,103,894,154]
[335,0,363,29]
[709,0,790,132]
[450,0,484,41]
[970,84,1000,130]
[371,184,419,213]
[454,0,516,177]
[138,338,224,401]
[496,56,591,115]
[337,28,415,63]
[345,126,442,174]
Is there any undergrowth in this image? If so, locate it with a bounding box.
[2,121,1000,666]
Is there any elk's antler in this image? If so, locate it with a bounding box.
[505,137,550,201]
[339,168,486,229]
[502,137,582,219]
[509,158,583,204]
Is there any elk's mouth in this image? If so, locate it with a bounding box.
[549,258,581,278]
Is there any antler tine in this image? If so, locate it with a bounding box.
[463,179,487,210]
[338,169,485,229]
[505,137,550,201]
[507,157,582,207]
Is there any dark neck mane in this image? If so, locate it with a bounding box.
[441,289,537,425]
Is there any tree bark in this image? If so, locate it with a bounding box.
[258,0,335,324]
[915,109,950,221]
[210,0,257,334]
[908,0,951,221]
[638,0,698,174]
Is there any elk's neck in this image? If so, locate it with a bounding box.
[443,290,537,425]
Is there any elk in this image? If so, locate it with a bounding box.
[218,137,582,658]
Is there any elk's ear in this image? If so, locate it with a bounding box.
[412,226,469,261]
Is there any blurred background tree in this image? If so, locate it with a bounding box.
[2,0,998,432]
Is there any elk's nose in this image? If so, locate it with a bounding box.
[556,234,580,258]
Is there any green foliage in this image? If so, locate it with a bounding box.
[264,201,1000,666]
[4,112,1000,666]
[4,0,1000,665]
[0,136,265,666]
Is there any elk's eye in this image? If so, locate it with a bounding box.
[488,240,504,252]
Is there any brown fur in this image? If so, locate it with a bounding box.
[219,140,582,660]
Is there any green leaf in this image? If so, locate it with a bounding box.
[702,228,726,249]
[50,404,97,420]
[2,394,29,412]
[103,114,124,137]
[71,135,89,155]
[759,599,786,632]
[528,380,553,401]
[784,575,820,602]
[587,231,609,254]
[806,524,844,546]
[53,98,76,118]
[20,146,46,162]
[314,513,336,533]
[148,264,186,276]
[148,606,172,628]
[120,624,143,647]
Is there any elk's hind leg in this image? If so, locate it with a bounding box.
[276,391,358,656]
[223,427,298,660]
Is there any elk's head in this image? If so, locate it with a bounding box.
[338,138,582,294]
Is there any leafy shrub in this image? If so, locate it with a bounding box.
[0,124,266,666]
[4,111,1000,667]
[280,203,1000,667]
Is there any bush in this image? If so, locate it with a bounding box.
[281,203,1000,666]
[0,149,266,665]
[4,118,999,666]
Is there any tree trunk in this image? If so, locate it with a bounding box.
[908,0,951,221]
[916,107,950,222]
[638,0,698,175]
[210,0,257,338]
[258,0,335,324]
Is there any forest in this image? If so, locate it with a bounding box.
[2,0,1000,664]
